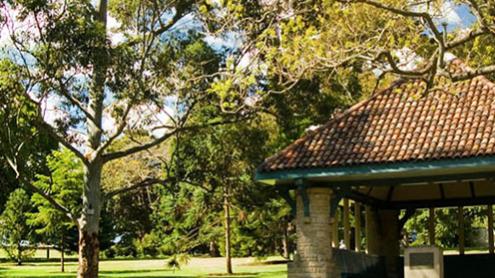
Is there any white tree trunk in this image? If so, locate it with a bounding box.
[77,161,103,278]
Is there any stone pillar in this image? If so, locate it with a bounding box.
[365,206,400,278]
[289,187,339,278]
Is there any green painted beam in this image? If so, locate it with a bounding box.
[385,196,495,209]
[256,156,495,185]
[310,171,495,187]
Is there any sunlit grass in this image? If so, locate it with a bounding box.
[0,257,288,278]
[0,249,78,260]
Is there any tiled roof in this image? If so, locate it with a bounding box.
[259,61,495,172]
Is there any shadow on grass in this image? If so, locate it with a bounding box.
[13,262,78,267]
[0,273,197,278]
[206,270,287,278]
[0,271,77,278]
[100,275,196,278]
[0,271,289,278]
[0,258,79,264]
[99,269,178,275]
[257,270,287,276]
[100,257,169,261]
[241,260,289,266]
[207,272,262,277]
[100,270,197,278]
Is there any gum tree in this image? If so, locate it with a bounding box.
[0,1,245,277]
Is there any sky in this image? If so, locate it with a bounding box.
[435,2,471,29]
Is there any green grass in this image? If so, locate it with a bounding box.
[0,257,288,278]
[0,249,78,260]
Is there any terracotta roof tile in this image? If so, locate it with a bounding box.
[259,61,495,173]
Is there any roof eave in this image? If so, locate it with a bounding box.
[255,156,495,185]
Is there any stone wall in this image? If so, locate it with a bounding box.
[333,248,385,277]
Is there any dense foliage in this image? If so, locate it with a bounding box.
[0,189,34,265]
[28,149,84,254]
[405,207,489,249]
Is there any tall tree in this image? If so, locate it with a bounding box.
[170,116,278,273]
[0,189,34,265]
[28,149,83,272]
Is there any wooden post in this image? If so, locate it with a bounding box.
[429,207,435,246]
[332,209,339,248]
[355,202,362,252]
[488,204,494,254]
[458,206,465,255]
[344,198,350,249]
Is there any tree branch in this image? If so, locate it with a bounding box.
[56,77,100,127]
[101,117,243,163]
[153,2,192,36]
[36,120,89,166]
[341,0,452,72]
[445,28,488,50]
[341,0,443,41]
[376,50,431,78]
[102,127,179,162]
[13,84,89,166]
[95,102,134,156]
[5,160,77,224]
[466,0,495,35]
[105,177,173,198]
[24,181,77,224]
[445,64,495,81]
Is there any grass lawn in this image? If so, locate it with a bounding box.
[0,249,77,260]
[0,257,287,278]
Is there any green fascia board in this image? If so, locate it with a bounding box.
[255,156,495,185]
